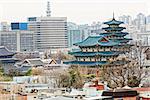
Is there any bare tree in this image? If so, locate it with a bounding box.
[101,42,149,88]
[51,51,74,61]
[143,79,150,87]
[31,67,44,76]
[15,53,39,61]
[102,59,148,88]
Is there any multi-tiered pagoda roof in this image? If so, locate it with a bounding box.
[103,18,123,25]
[65,17,132,66]
[100,32,129,37]
[74,36,118,47]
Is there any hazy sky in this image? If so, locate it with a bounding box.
[0,0,150,24]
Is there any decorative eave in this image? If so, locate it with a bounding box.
[64,60,130,66]
[103,18,124,25]
[114,44,133,48]
[74,36,119,47]
[102,27,126,31]
[110,60,131,65]
[0,58,19,63]
[111,38,132,43]
[100,32,129,37]
[64,61,109,66]
[0,46,16,57]
[69,51,122,57]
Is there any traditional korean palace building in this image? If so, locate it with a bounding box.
[0,46,18,74]
[65,17,132,66]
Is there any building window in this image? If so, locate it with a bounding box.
[92,48,94,52]
[103,48,105,51]
[86,48,88,52]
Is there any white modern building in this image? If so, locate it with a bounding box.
[68,30,84,48]
[136,32,150,46]
[1,22,10,31]
[119,15,132,25]
[28,17,68,52]
[0,30,34,52]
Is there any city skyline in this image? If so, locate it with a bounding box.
[0,0,149,24]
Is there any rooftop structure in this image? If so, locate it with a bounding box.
[102,89,138,99]
[46,1,51,17]
[15,58,44,73]
[1,22,10,31]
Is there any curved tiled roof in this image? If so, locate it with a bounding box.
[64,60,129,66]
[110,38,132,43]
[69,51,122,57]
[114,44,132,48]
[103,18,124,25]
[0,46,15,57]
[100,32,128,37]
[102,89,138,98]
[74,36,119,47]
[24,59,44,66]
[102,27,126,31]
[64,61,109,66]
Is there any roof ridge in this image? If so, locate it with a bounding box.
[89,35,102,38]
[74,35,103,45]
[0,46,5,48]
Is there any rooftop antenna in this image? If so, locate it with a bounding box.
[46,1,51,17]
[113,12,115,19]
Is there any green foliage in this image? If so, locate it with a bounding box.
[127,76,140,87]
[25,69,32,76]
[51,51,74,60]
[57,66,84,89]
[68,66,84,89]
[83,74,96,79]
[0,67,4,76]
[8,69,22,76]
[58,73,70,88]
[0,67,12,81]
[1,76,13,81]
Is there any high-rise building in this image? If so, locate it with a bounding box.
[88,21,102,36]
[119,15,132,25]
[67,22,85,48]
[137,32,150,46]
[134,13,146,32]
[27,1,67,52]
[137,13,146,25]
[146,15,150,24]
[11,22,28,30]
[67,22,79,30]
[0,30,34,52]
[1,22,10,31]
[68,30,84,48]
[78,24,89,39]
[28,17,68,52]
